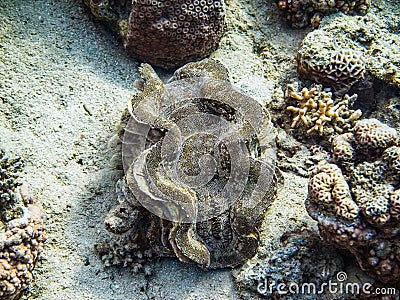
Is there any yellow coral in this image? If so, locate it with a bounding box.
[286,84,361,136]
[286,87,317,127]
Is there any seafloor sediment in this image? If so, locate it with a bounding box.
[0,0,399,299]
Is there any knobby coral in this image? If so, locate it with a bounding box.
[0,150,45,299]
[286,84,361,136]
[307,119,400,283]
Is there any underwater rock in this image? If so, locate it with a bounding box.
[85,0,226,69]
[0,150,46,300]
[306,119,400,284]
[233,230,344,299]
[96,59,278,269]
[275,0,370,28]
[285,83,361,137]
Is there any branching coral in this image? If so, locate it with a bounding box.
[307,119,400,284]
[286,84,361,136]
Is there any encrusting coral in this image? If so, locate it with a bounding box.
[285,84,361,136]
[276,0,370,28]
[307,119,400,284]
[85,0,226,69]
[0,150,45,300]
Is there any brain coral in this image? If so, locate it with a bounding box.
[85,0,226,69]
[96,59,278,270]
[307,119,400,284]
[276,0,370,28]
[297,33,366,96]
[0,150,45,299]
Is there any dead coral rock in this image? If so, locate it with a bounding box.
[84,0,131,26]
[307,119,400,284]
[276,0,370,28]
[0,150,45,300]
[285,84,361,137]
[297,33,366,96]
[0,149,23,218]
[125,0,226,69]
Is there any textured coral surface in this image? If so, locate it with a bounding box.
[125,0,226,69]
[234,231,344,299]
[297,38,366,96]
[298,13,400,90]
[307,119,400,284]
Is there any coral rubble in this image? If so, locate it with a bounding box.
[306,119,400,284]
[0,150,45,299]
[96,59,278,269]
[85,0,226,69]
[276,0,370,28]
[285,84,361,136]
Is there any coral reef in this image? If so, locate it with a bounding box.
[233,231,344,299]
[0,151,45,299]
[297,35,366,96]
[306,119,400,284]
[285,84,361,136]
[275,0,370,28]
[297,13,400,91]
[96,59,278,269]
[85,0,226,69]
